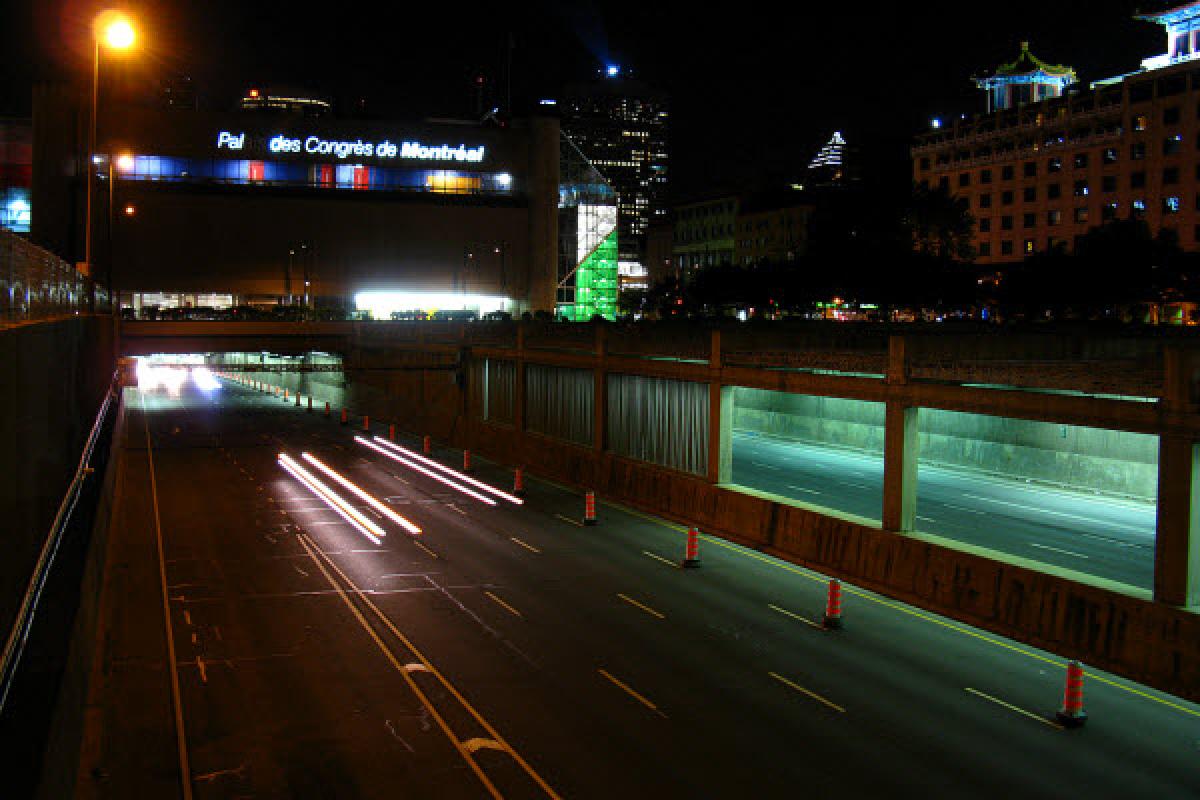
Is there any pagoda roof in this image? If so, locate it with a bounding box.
[1135,2,1200,24]
[990,42,1075,79]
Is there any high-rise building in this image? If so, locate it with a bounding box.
[913,5,1200,264]
[806,131,859,187]
[558,66,669,293]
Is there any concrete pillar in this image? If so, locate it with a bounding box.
[514,322,526,432]
[708,384,733,484]
[707,330,731,483]
[1155,346,1200,605]
[1154,436,1200,606]
[882,335,917,532]
[882,403,919,533]
[593,324,607,451]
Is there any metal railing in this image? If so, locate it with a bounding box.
[0,371,118,715]
[0,229,103,323]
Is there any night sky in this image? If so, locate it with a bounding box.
[0,1,1172,198]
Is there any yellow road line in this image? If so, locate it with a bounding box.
[641,550,679,569]
[485,591,522,617]
[140,393,194,800]
[554,513,584,528]
[768,603,824,630]
[617,593,666,620]
[295,534,503,799]
[414,541,439,560]
[768,672,846,713]
[965,687,1063,730]
[597,669,667,717]
[510,536,541,554]
[615,504,1200,719]
[301,534,562,799]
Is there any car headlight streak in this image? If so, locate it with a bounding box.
[355,437,497,506]
[278,453,386,545]
[370,436,523,505]
[300,452,422,535]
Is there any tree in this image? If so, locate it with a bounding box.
[903,184,977,263]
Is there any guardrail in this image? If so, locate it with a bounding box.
[0,371,118,715]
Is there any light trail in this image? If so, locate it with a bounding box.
[300,452,422,535]
[370,437,524,505]
[278,454,386,545]
[355,437,497,506]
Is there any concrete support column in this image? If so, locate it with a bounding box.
[882,403,919,533]
[882,335,917,533]
[1155,346,1200,606]
[708,384,733,484]
[1154,435,1200,606]
[593,324,607,452]
[707,330,731,484]
[514,322,526,433]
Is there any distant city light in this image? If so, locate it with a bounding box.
[606,64,620,77]
[496,172,512,187]
[116,153,135,172]
[931,118,942,129]
[539,99,557,105]
[123,205,136,216]
[353,290,510,319]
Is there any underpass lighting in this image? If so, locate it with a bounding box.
[278,454,386,545]
[355,437,497,506]
[300,452,422,534]
[191,366,221,391]
[370,436,523,505]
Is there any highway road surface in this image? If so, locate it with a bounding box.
[77,373,1197,799]
[732,431,1156,589]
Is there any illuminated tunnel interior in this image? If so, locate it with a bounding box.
[729,387,1157,590]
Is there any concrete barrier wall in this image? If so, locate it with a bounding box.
[206,356,1195,700]
[733,387,1158,500]
[0,317,114,647]
[453,414,1200,704]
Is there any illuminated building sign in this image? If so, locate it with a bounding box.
[216,131,485,163]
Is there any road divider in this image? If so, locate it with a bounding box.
[768,671,845,713]
[597,669,667,718]
[618,593,665,620]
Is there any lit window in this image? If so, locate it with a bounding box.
[1134,115,1148,132]
[1165,196,1181,214]
[1024,239,1036,255]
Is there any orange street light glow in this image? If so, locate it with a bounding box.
[355,437,497,506]
[97,12,136,50]
[278,454,386,544]
[371,436,524,505]
[116,153,135,171]
[300,452,422,535]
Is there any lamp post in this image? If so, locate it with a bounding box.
[86,11,135,311]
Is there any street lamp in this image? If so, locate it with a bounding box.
[86,10,136,310]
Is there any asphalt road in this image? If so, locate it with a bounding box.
[79,375,1198,799]
[732,431,1156,589]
